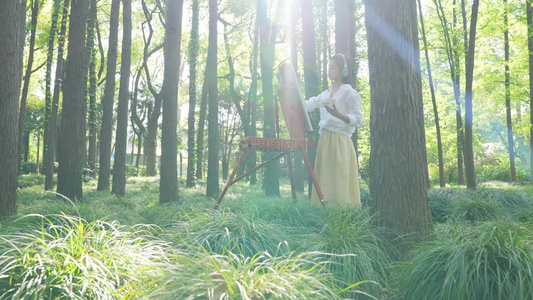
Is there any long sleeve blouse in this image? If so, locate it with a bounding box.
[304,84,362,137]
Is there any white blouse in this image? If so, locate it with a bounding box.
[304,84,362,137]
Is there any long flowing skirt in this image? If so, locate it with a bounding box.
[311,129,360,207]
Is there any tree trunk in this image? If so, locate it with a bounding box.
[87,0,98,172]
[18,0,39,172]
[97,0,120,191]
[45,0,69,191]
[0,0,23,219]
[196,73,208,180]
[419,0,445,187]
[246,15,259,185]
[186,0,199,188]
[57,0,89,200]
[321,0,329,93]
[258,0,280,197]
[365,0,433,255]
[35,132,40,174]
[206,0,220,198]
[503,0,516,182]
[526,0,533,184]
[464,0,480,189]
[112,0,132,197]
[160,0,183,203]
[43,0,62,184]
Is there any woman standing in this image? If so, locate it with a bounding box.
[305,54,362,206]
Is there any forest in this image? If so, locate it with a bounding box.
[0,0,532,299]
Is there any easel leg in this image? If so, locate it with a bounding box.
[301,147,324,204]
[214,148,249,210]
[286,153,297,203]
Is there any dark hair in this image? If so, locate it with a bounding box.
[330,54,351,84]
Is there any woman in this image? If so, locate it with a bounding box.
[305,53,362,207]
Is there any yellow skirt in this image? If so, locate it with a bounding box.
[311,129,361,207]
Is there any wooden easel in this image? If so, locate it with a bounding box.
[213,63,324,210]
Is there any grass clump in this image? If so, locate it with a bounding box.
[147,249,370,300]
[398,221,533,300]
[301,207,392,298]
[452,196,505,222]
[167,209,293,257]
[0,213,170,299]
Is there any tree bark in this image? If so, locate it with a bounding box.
[0,0,23,219]
[45,0,69,190]
[206,0,220,198]
[160,0,183,203]
[503,0,516,182]
[87,0,98,172]
[419,0,445,187]
[464,0,480,189]
[365,0,433,255]
[246,15,259,185]
[186,0,199,188]
[57,0,89,200]
[97,0,120,191]
[112,0,132,196]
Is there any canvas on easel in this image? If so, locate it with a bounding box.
[213,63,324,210]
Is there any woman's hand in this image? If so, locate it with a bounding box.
[325,104,350,124]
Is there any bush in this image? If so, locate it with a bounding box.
[427,189,454,223]
[398,221,533,300]
[20,162,43,174]
[477,164,529,183]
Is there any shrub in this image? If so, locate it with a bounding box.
[427,189,454,223]
[398,221,533,300]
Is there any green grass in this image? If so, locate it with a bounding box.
[4,176,533,299]
[398,220,533,300]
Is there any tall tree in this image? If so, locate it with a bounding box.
[43,0,63,188]
[365,0,433,254]
[528,0,533,184]
[18,0,39,169]
[503,0,516,182]
[196,72,208,180]
[206,0,219,198]
[160,0,184,203]
[464,0,480,189]
[44,0,70,190]
[320,0,329,90]
[419,0,445,187]
[87,0,98,172]
[245,14,259,185]
[258,0,280,196]
[112,0,132,196]
[0,0,23,218]
[57,0,89,200]
[434,0,465,185]
[97,0,120,191]
[186,0,199,188]
[141,0,164,177]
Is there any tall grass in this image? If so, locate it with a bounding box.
[398,220,533,300]
[0,213,170,299]
[146,249,370,300]
[300,207,392,298]
[166,209,293,257]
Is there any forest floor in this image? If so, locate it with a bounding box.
[0,175,531,299]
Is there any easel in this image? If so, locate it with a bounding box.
[214,63,324,210]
